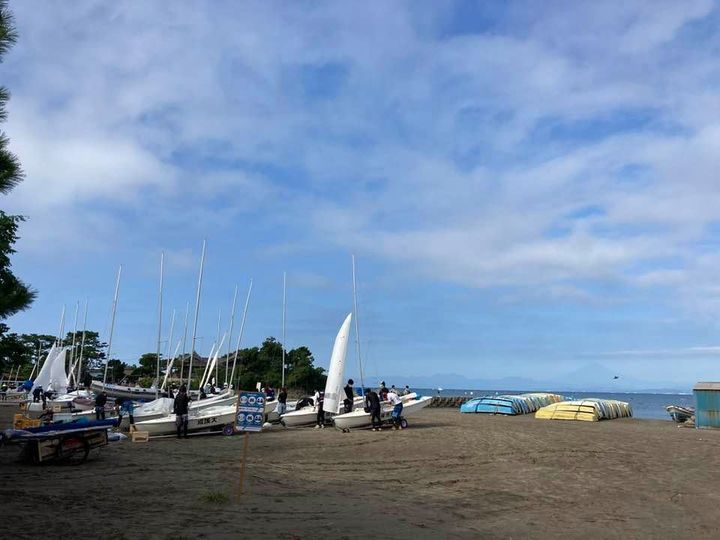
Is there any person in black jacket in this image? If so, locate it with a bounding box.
[95,391,108,420]
[278,387,288,415]
[174,385,190,439]
[343,379,354,413]
[365,388,382,431]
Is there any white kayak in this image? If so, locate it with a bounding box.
[134,404,237,436]
[332,394,432,430]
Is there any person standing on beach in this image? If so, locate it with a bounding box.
[278,387,288,416]
[365,388,382,431]
[95,391,108,420]
[315,391,325,429]
[379,381,389,401]
[387,387,403,429]
[118,398,135,427]
[174,385,190,439]
[402,385,411,396]
[343,379,354,413]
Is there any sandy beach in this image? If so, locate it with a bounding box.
[2,407,720,539]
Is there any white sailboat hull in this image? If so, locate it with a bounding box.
[280,396,365,427]
[279,406,317,427]
[134,405,237,436]
[91,380,161,401]
[118,393,237,429]
[333,395,432,430]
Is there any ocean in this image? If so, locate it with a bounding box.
[415,388,694,420]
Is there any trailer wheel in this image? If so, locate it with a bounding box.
[400,418,409,429]
[56,436,90,464]
[222,424,235,436]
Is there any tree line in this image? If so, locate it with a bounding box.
[0,330,327,393]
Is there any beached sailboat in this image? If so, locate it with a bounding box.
[280,313,353,427]
[116,391,237,429]
[332,392,433,430]
[133,404,237,436]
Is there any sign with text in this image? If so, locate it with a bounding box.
[235,391,265,432]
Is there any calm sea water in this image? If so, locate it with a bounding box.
[415,388,694,420]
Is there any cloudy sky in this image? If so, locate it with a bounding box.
[4,1,720,389]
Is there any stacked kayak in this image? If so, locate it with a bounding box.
[460,393,564,415]
[535,399,632,422]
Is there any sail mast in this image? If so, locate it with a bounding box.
[215,308,221,385]
[57,305,66,345]
[103,265,122,389]
[180,301,189,381]
[155,251,165,399]
[225,285,238,386]
[352,255,365,389]
[76,299,88,386]
[230,279,253,387]
[282,271,286,388]
[164,308,176,389]
[187,240,206,390]
[68,301,79,385]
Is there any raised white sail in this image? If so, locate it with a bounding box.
[32,345,64,393]
[322,313,352,415]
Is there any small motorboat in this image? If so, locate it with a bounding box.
[666,405,694,423]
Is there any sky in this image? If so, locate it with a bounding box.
[3,0,720,390]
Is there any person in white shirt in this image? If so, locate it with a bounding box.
[387,389,403,429]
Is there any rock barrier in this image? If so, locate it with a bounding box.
[428,396,471,408]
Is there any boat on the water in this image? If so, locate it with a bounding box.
[665,405,694,423]
[133,404,237,436]
[332,393,432,430]
[460,392,564,415]
[535,398,633,422]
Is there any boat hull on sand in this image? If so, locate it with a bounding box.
[91,380,165,402]
[133,405,236,436]
[280,396,365,427]
[332,395,432,430]
[666,405,694,423]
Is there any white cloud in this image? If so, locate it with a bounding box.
[3,0,720,314]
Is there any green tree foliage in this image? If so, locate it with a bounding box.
[61,331,107,371]
[106,359,127,383]
[132,352,159,378]
[0,325,54,375]
[0,1,33,319]
[234,337,326,393]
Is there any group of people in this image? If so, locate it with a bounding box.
[310,379,410,431]
[365,381,409,431]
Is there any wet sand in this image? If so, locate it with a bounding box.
[2,406,720,539]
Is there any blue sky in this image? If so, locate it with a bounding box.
[4,1,720,390]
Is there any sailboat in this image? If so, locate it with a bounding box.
[133,403,237,436]
[332,392,433,430]
[280,313,354,427]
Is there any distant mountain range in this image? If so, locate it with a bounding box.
[374,363,691,393]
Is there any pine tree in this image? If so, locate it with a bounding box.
[0,0,34,320]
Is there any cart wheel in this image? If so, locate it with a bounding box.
[56,436,90,464]
[222,424,235,436]
[400,418,409,429]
